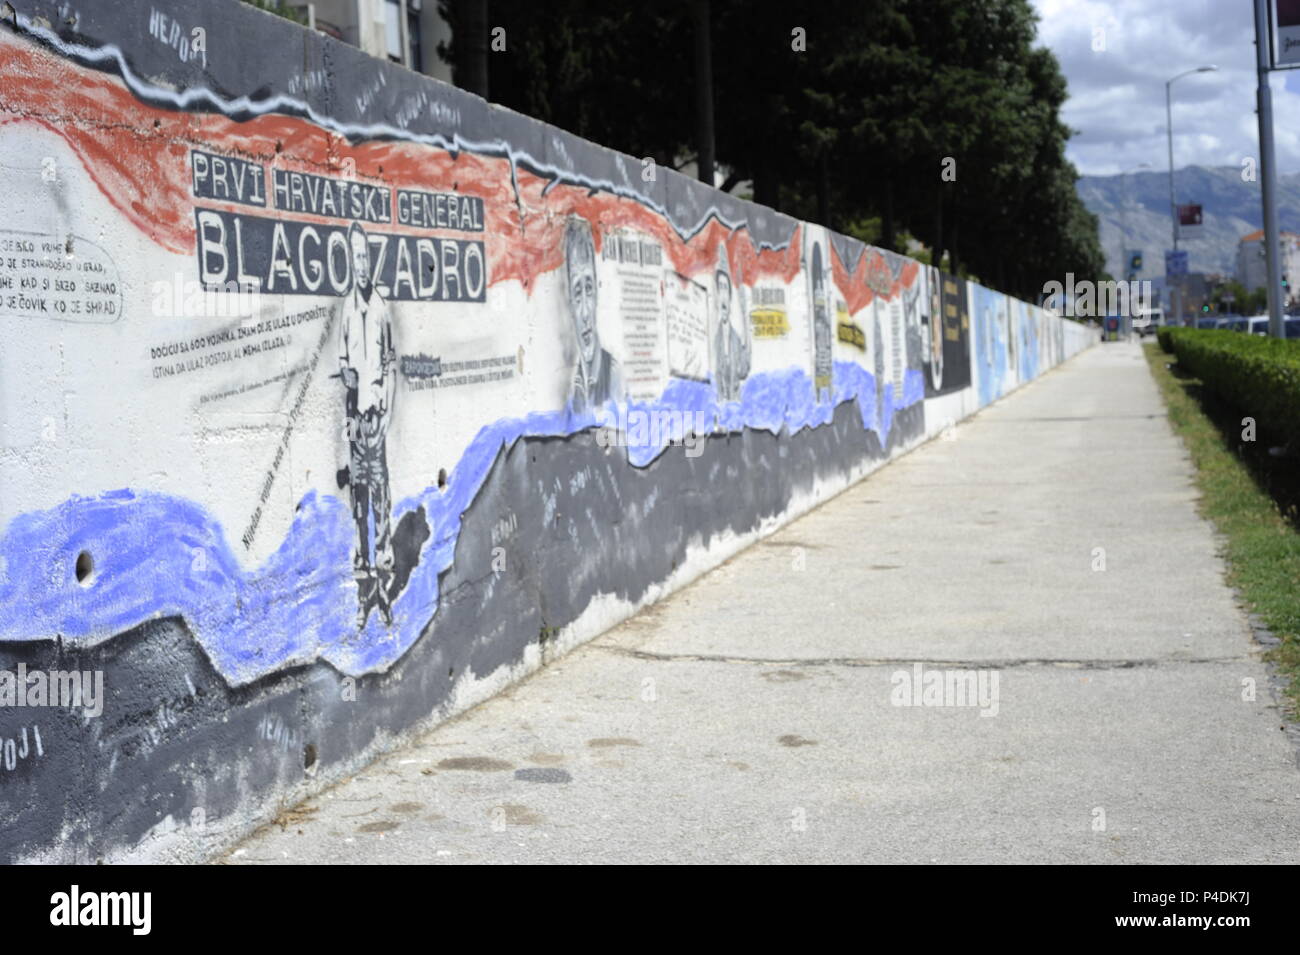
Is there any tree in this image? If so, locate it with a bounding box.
[436,0,1105,299]
[438,0,694,170]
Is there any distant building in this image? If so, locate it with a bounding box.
[1236,229,1300,305]
[286,0,452,82]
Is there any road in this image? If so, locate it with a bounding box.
[229,341,1300,864]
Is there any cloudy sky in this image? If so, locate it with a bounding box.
[1029,0,1300,176]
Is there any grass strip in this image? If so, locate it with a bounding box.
[1143,342,1300,714]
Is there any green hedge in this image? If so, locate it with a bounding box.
[1161,328,1300,446]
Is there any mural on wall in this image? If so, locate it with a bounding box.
[749,279,789,342]
[1016,299,1040,384]
[0,0,1095,862]
[806,234,834,403]
[601,225,666,403]
[338,222,398,628]
[920,266,944,393]
[565,216,622,414]
[974,282,1011,406]
[711,243,751,403]
[826,241,928,445]
[900,262,931,414]
[665,271,710,383]
[924,268,972,398]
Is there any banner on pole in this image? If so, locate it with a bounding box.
[1177,203,1204,238]
[1271,0,1300,68]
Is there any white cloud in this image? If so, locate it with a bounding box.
[1029,0,1300,175]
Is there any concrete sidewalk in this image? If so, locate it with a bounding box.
[228,341,1300,864]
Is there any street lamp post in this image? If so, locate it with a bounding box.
[1254,0,1286,336]
[1166,65,1218,326]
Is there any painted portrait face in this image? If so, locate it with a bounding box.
[566,227,598,366]
[350,228,370,292]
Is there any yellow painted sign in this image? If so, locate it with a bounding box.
[751,308,789,339]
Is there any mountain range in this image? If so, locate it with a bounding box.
[1076,165,1300,283]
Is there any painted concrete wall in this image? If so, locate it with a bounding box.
[0,0,1095,862]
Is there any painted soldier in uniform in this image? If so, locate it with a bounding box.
[338,221,397,628]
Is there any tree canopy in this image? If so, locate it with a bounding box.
[438,0,1105,302]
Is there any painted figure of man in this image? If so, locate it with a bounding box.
[565,217,622,413]
[924,265,944,393]
[338,221,396,628]
[810,242,833,401]
[873,300,887,429]
[903,272,925,378]
[712,246,750,402]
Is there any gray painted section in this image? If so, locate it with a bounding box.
[1,403,923,862]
